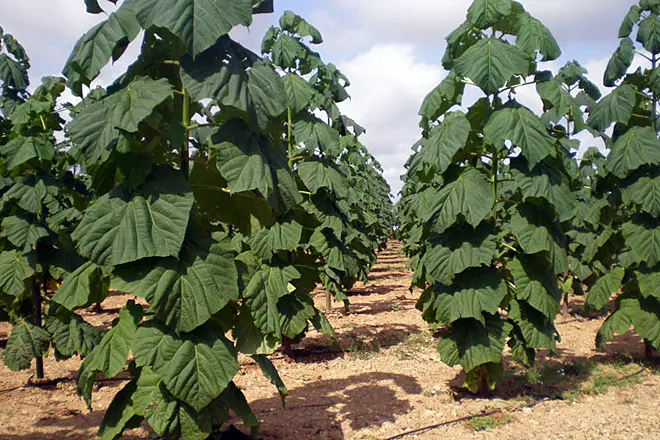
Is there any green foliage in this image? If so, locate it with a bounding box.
[400,1,588,392]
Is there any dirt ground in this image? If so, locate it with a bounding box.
[1,241,660,440]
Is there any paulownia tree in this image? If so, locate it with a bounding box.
[401,0,584,392]
[585,0,660,360]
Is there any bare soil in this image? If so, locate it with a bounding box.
[1,241,659,440]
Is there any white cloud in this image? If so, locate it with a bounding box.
[337,44,444,196]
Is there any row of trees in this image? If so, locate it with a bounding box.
[0,1,392,438]
[398,0,660,393]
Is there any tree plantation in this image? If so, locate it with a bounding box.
[0,0,659,439]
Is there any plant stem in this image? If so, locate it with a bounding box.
[32,276,44,380]
[652,54,657,133]
[181,86,190,181]
[287,107,294,169]
[491,144,498,216]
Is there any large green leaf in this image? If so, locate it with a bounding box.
[4,321,50,371]
[622,176,660,216]
[3,175,48,214]
[180,38,286,129]
[53,261,109,310]
[133,321,240,412]
[0,135,55,170]
[437,315,512,372]
[298,159,349,195]
[244,265,300,338]
[622,219,660,268]
[604,38,634,87]
[466,0,513,29]
[73,167,193,269]
[587,84,635,132]
[46,305,102,359]
[63,1,141,96]
[419,268,506,326]
[283,73,317,113]
[510,205,553,254]
[293,115,341,154]
[112,234,239,333]
[606,126,660,179]
[249,220,303,259]
[516,13,561,61]
[78,301,143,407]
[419,72,465,124]
[210,120,301,212]
[586,267,625,311]
[509,255,562,318]
[454,38,530,95]
[619,5,641,38]
[424,168,494,232]
[508,299,558,350]
[485,105,555,169]
[637,14,660,54]
[0,54,28,91]
[0,250,32,298]
[67,77,173,165]
[420,226,497,285]
[410,112,471,177]
[0,216,49,252]
[637,270,660,299]
[136,0,253,57]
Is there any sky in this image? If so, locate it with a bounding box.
[2,0,640,196]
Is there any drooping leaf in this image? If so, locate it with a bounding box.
[298,159,349,195]
[509,255,562,319]
[4,321,50,371]
[606,126,660,179]
[283,73,317,113]
[293,115,341,154]
[622,176,660,216]
[0,135,55,170]
[619,5,642,38]
[410,112,471,177]
[135,0,253,57]
[249,220,303,259]
[419,72,465,124]
[0,216,49,252]
[604,38,634,87]
[637,14,660,54]
[587,83,635,132]
[516,12,561,61]
[622,219,660,268]
[586,267,625,311]
[46,305,102,359]
[53,261,109,310]
[454,38,530,95]
[466,0,513,29]
[73,167,193,269]
[0,250,32,298]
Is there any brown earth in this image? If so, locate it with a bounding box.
[1,241,659,440]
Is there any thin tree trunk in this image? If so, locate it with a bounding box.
[32,276,44,380]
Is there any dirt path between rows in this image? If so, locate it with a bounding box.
[1,241,659,439]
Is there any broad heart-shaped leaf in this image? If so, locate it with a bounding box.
[78,301,143,407]
[283,73,317,113]
[0,216,49,252]
[509,255,562,319]
[136,0,253,57]
[409,112,471,177]
[249,219,303,259]
[73,167,193,269]
[424,168,494,233]
[210,120,301,213]
[418,268,506,326]
[271,34,307,70]
[244,265,300,338]
[3,175,48,214]
[133,321,240,412]
[604,38,634,87]
[515,12,561,61]
[298,159,349,195]
[63,1,140,96]
[586,267,625,311]
[466,0,513,29]
[420,226,497,286]
[606,126,660,179]
[619,5,642,38]
[596,308,633,349]
[622,219,660,268]
[112,233,239,333]
[53,261,109,310]
[4,321,51,371]
[0,250,32,298]
[637,14,660,54]
[180,37,286,130]
[605,294,660,350]
[587,83,635,132]
[510,205,553,254]
[454,38,530,95]
[508,299,558,351]
[419,72,465,125]
[67,77,173,165]
[437,314,512,372]
[638,270,660,299]
[622,176,660,216]
[0,135,55,170]
[0,54,28,91]
[484,105,555,169]
[46,305,102,360]
[293,115,341,155]
[510,159,577,222]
